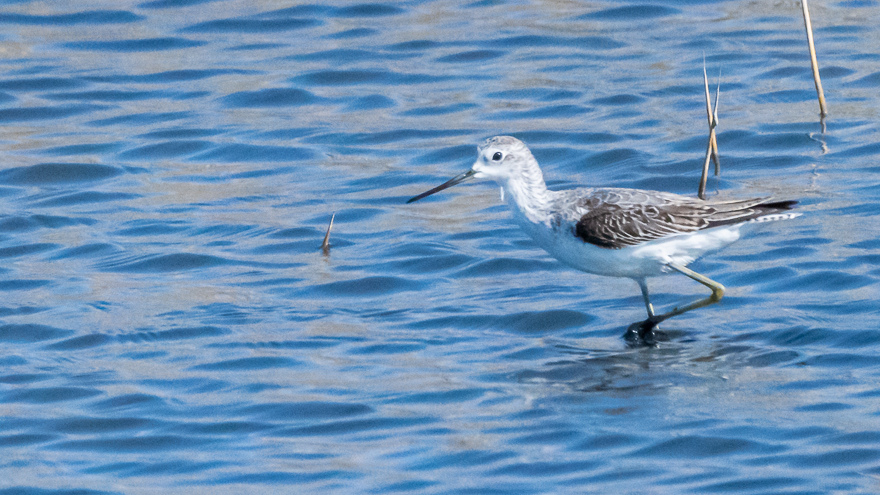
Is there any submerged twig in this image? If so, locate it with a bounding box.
[801,0,827,123]
[321,212,335,253]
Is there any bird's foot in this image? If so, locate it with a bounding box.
[624,318,661,346]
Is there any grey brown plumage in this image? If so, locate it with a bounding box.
[407,135,799,339]
[569,189,797,249]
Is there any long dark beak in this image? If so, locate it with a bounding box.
[407,169,476,204]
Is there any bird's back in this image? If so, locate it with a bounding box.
[548,187,797,250]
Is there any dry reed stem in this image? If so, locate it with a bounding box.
[711,77,720,175]
[802,0,827,119]
[321,212,335,253]
[703,66,720,172]
[699,64,719,200]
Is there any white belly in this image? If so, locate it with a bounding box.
[520,219,744,279]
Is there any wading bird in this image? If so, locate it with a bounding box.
[408,136,798,342]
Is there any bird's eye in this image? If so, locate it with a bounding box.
[492,152,503,161]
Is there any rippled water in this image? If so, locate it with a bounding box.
[1,1,880,493]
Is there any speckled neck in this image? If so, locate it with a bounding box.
[501,157,553,226]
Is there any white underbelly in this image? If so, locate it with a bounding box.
[521,220,744,279]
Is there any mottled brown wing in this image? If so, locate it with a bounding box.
[574,199,713,249]
[572,188,797,250]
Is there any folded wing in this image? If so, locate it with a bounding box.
[572,189,796,249]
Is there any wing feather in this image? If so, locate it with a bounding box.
[570,189,795,249]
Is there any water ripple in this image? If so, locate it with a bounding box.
[582,5,679,21]
[182,17,321,33]
[0,10,141,25]
[221,88,321,108]
[0,324,73,343]
[0,163,122,185]
[0,104,102,122]
[62,38,204,51]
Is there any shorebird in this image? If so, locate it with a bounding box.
[407,136,798,342]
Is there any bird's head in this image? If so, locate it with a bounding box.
[407,136,538,203]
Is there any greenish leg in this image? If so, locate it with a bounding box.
[650,262,725,326]
[637,278,655,318]
[632,278,658,341]
[627,264,725,343]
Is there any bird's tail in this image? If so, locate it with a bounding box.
[750,200,800,223]
[758,200,797,211]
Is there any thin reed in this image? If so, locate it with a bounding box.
[322,212,335,253]
[698,65,720,200]
[801,0,827,119]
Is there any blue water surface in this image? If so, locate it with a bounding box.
[1,0,879,493]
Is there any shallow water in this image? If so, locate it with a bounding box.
[1,1,880,493]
